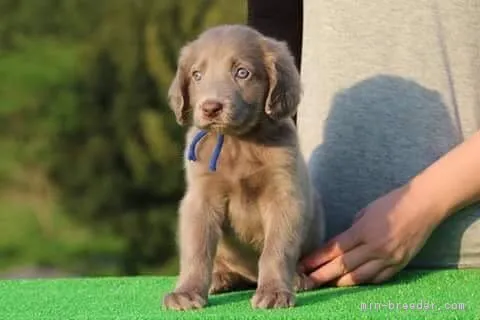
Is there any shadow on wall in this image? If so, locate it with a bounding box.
[308,74,479,268]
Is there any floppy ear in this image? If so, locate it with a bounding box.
[168,43,193,125]
[262,37,301,120]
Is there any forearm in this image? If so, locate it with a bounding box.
[409,131,480,223]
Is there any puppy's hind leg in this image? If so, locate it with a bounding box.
[209,258,256,295]
[294,190,325,293]
[293,272,316,292]
[209,269,254,295]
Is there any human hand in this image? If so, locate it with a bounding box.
[299,184,444,287]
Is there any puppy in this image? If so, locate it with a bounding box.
[163,24,325,310]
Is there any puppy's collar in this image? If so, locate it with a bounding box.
[187,130,224,172]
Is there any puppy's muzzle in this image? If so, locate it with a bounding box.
[201,100,224,120]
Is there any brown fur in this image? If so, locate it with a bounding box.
[162,25,325,310]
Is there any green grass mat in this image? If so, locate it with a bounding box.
[1,269,479,319]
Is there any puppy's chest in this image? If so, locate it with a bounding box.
[224,172,267,247]
[222,156,270,246]
[192,134,272,244]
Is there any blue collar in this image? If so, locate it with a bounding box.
[187,130,225,172]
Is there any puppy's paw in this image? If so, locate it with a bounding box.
[162,291,206,311]
[209,271,253,294]
[209,271,236,295]
[294,272,316,292]
[251,288,295,309]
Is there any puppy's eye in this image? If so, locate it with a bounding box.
[235,67,250,79]
[192,71,202,81]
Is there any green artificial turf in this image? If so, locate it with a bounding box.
[1,270,479,319]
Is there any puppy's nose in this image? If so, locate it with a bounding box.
[201,101,223,119]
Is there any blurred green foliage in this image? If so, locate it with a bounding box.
[0,0,245,276]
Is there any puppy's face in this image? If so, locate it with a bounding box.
[185,27,269,133]
[168,25,300,135]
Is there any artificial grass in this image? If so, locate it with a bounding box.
[1,269,479,319]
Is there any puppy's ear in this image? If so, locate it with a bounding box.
[168,43,194,125]
[262,38,301,120]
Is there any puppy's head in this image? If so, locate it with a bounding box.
[168,25,300,135]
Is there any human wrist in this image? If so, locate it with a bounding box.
[400,132,480,227]
[404,173,453,226]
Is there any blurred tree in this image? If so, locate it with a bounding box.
[46,0,245,274]
[0,0,102,51]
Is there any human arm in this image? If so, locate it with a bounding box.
[408,130,480,224]
[299,130,480,286]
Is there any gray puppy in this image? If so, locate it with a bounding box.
[163,24,325,310]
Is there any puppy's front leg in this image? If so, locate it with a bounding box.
[251,191,304,309]
[163,186,224,311]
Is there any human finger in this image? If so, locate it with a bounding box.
[370,266,399,284]
[334,259,389,287]
[307,244,371,286]
[299,228,361,274]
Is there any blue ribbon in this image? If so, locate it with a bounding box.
[187,130,224,172]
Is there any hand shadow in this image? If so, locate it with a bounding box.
[307,74,479,268]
